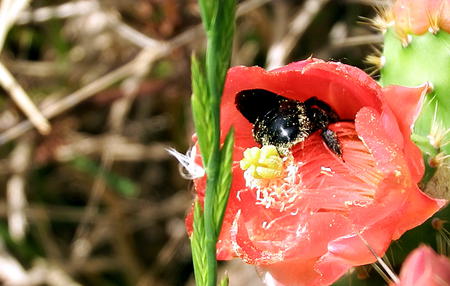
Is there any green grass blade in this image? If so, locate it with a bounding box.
[190,1,236,285]
[205,0,236,102]
[213,128,234,235]
[191,55,213,166]
[198,0,217,31]
[191,201,208,286]
[218,275,229,286]
[213,0,236,90]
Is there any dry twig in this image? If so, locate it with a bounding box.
[16,0,100,24]
[0,63,51,135]
[6,137,32,242]
[266,0,330,69]
[0,0,31,50]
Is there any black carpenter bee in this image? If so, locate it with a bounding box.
[235,89,342,157]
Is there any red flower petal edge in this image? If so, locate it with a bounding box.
[393,245,450,286]
[186,59,446,285]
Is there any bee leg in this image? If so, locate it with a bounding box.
[304,97,339,122]
[321,129,342,158]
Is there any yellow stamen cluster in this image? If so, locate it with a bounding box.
[240,145,284,179]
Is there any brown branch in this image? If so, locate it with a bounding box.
[266,0,330,69]
[0,62,51,135]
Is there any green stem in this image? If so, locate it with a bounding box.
[203,35,223,286]
[204,162,220,286]
[190,1,235,285]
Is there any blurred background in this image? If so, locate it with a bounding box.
[0,0,389,285]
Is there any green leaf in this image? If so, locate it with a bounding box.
[71,156,138,197]
[191,55,213,167]
[191,201,208,286]
[213,128,234,236]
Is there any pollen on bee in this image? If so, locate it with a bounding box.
[240,145,284,179]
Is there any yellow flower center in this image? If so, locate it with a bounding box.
[240,145,284,179]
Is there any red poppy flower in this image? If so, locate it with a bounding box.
[186,58,446,285]
[393,245,450,286]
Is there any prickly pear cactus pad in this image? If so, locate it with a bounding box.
[377,1,450,192]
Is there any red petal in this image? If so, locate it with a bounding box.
[382,85,428,182]
[384,84,428,131]
[258,258,325,286]
[354,108,443,237]
[229,122,381,266]
[312,108,445,271]
[355,107,408,176]
[231,189,354,265]
[390,185,446,239]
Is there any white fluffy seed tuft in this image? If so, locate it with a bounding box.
[166,147,205,180]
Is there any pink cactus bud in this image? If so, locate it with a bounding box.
[395,245,450,286]
[441,0,450,31]
[393,0,450,35]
